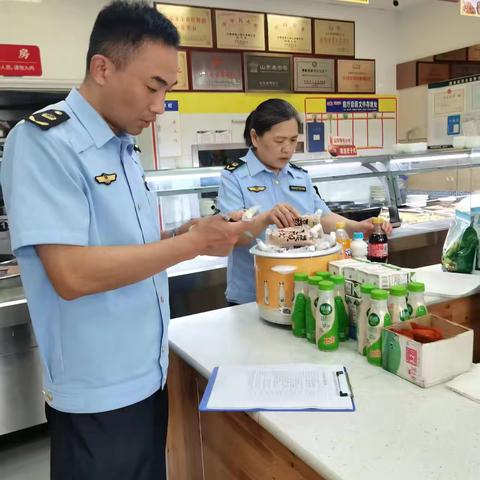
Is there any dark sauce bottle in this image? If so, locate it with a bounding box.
[367,218,388,263]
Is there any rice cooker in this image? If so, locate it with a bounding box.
[249,245,341,325]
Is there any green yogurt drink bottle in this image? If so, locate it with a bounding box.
[316,281,339,351]
[407,282,428,318]
[330,275,349,342]
[305,276,323,344]
[366,289,392,366]
[388,285,410,324]
[291,273,308,337]
[315,271,331,281]
[357,283,375,355]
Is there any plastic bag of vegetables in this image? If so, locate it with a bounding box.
[442,207,479,274]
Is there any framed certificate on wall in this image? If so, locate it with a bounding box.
[155,3,213,48]
[215,10,265,51]
[337,59,375,93]
[244,52,292,92]
[191,51,243,91]
[314,19,355,57]
[171,50,189,91]
[293,57,334,92]
[267,14,312,54]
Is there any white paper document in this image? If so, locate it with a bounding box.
[199,363,355,412]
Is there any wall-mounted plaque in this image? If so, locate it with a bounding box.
[468,45,480,61]
[417,62,450,85]
[294,57,334,92]
[215,10,265,51]
[244,53,292,92]
[191,51,243,91]
[155,3,213,48]
[337,59,375,93]
[314,19,354,57]
[267,14,312,54]
[172,50,189,91]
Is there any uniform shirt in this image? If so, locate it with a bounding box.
[1,89,170,414]
[217,148,330,304]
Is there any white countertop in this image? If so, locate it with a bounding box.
[168,300,480,480]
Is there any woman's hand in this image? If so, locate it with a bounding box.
[261,203,301,228]
[356,217,393,237]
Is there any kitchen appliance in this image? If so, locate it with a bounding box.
[250,245,341,325]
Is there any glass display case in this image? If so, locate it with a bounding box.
[146,148,480,233]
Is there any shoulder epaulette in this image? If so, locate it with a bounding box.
[289,162,308,173]
[26,109,70,131]
[224,159,246,172]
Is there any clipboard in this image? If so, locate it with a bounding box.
[199,364,355,412]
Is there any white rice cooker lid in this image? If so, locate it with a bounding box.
[249,244,340,259]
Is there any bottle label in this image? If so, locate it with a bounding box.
[368,313,380,327]
[416,305,428,317]
[368,243,388,258]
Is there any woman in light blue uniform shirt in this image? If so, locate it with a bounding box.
[218,99,391,305]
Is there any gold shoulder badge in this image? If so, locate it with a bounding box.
[247,186,267,193]
[26,109,70,130]
[290,185,307,192]
[225,159,245,172]
[95,172,117,186]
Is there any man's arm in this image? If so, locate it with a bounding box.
[37,215,249,301]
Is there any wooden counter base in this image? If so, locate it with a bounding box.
[166,351,324,480]
[167,295,480,480]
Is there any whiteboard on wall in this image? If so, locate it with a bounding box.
[428,75,480,147]
[304,95,397,153]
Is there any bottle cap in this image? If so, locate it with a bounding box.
[315,271,331,280]
[360,283,376,294]
[294,273,309,281]
[335,221,346,229]
[372,217,384,225]
[390,285,407,297]
[330,275,345,285]
[308,275,323,285]
[318,280,334,291]
[407,281,425,293]
[371,289,389,301]
[353,232,364,240]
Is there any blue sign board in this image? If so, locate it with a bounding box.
[447,114,461,136]
[164,100,178,112]
[326,98,378,113]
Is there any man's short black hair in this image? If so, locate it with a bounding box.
[86,0,180,72]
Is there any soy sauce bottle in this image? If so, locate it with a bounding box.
[367,218,388,263]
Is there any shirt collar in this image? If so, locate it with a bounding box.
[242,148,295,178]
[65,88,128,149]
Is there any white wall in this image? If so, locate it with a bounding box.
[1,0,111,81]
[398,1,480,63]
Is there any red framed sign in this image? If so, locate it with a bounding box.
[0,44,42,76]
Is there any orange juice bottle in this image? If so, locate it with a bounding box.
[335,222,351,259]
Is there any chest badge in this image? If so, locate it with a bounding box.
[247,186,267,193]
[95,172,117,186]
[290,185,307,192]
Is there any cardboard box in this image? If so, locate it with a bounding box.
[382,315,473,388]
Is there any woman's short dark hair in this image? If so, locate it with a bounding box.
[243,99,302,147]
[86,0,180,72]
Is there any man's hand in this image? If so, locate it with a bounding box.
[188,214,252,256]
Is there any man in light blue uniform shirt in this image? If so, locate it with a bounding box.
[1,3,248,480]
[218,148,330,304]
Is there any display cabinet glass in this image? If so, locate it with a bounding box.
[146,148,480,231]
